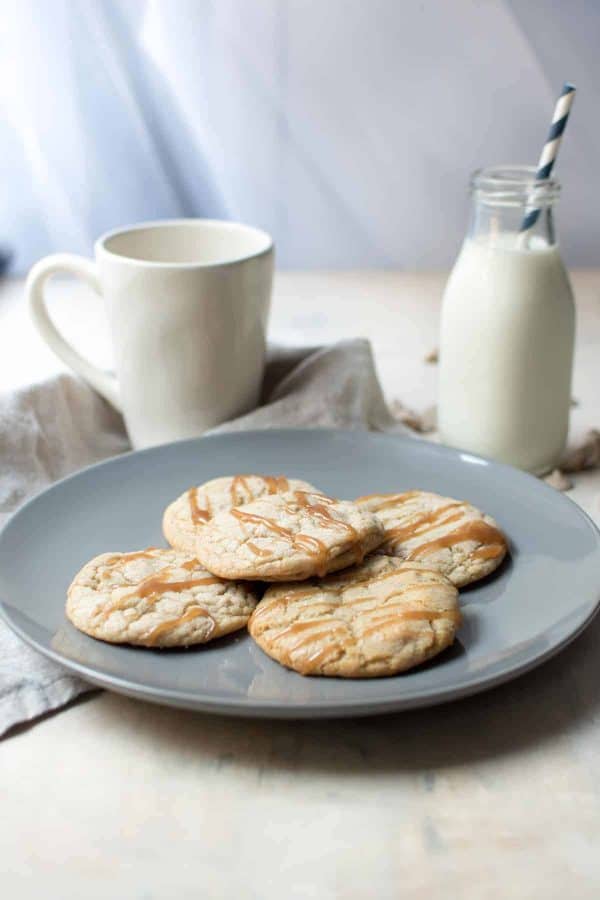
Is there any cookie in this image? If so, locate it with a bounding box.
[248,555,460,677]
[195,489,385,582]
[163,475,317,553]
[355,490,507,587]
[66,548,257,647]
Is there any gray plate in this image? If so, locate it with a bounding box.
[1,429,599,719]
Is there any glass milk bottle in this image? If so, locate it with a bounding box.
[438,166,575,474]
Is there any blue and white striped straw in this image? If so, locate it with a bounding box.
[520,82,576,232]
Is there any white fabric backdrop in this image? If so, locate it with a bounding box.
[0,0,597,272]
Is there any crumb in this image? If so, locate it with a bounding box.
[419,405,437,434]
[562,429,600,472]
[543,469,574,492]
[390,400,436,434]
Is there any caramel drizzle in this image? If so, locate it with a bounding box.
[232,490,368,575]
[338,565,428,590]
[104,549,158,566]
[319,563,437,594]
[294,491,358,542]
[230,475,252,506]
[232,508,294,541]
[251,588,321,621]
[253,567,434,620]
[277,621,346,671]
[277,619,342,642]
[294,534,329,569]
[471,545,505,561]
[275,607,460,645]
[408,520,506,560]
[189,474,294,528]
[146,605,215,646]
[134,574,220,599]
[284,627,343,654]
[293,490,365,567]
[229,474,292,510]
[100,566,220,620]
[262,475,290,494]
[356,494,506,563]
[273,602,461,668]
[294,491,338,506]
[304,644,343,669]
[401,608,462,624]
[188,487,210,525]
[246,541,272,558]
[385,504,464,544]
[231,506,330,575]
[361,607,461,638]
[355,491,420,508]
[343,581,438,607]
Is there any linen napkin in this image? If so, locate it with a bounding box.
[0,338,408,736]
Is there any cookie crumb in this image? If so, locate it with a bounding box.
[420,405,437,434]
[390,400,436,434]
[424,348,439,365]
[562,429,600,473]
[543,468,573,492]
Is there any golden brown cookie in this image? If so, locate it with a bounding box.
[248,555,460,677]
[195,490,385,582]
[355,490,507,587]
[163,475,317,552]
[67,548,257,647]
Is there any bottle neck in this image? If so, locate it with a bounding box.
[467,167,561,249]
[468,200,556,247]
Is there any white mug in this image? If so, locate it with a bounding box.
[27,219,273,448]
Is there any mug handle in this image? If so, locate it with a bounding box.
[26,253,121,410]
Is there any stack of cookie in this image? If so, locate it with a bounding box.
[67,475,507,678]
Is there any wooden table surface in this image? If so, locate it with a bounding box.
[2,270,600,899]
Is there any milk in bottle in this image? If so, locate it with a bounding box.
[438,167,575,474]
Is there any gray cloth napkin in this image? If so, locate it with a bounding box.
[0,338,407,736]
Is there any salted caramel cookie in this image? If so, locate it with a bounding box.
[66,548,257,647]
[195,490,385,582]
[248,555,460,677]
[355,490,507,587]
[163,475,317,553]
